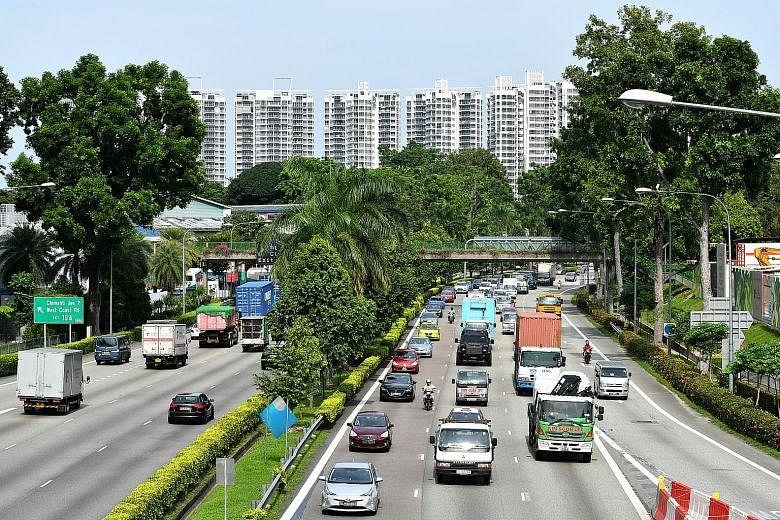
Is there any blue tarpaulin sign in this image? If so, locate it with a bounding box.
[261,396,298,438]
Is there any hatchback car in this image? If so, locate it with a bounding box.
[391,349,420,373]
[348,411,393,451]
[408,336,433,357]
[94,335,131,364]
[440,289,456,303]
[319,462,382,514]
[565,272,577,282]
[443,406,488,424]
[417,319,441,341]
[168,393,214,424]
[379,373,415,401]
[454,282,471,294]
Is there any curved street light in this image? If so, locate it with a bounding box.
[1,182,57,191]
[619,89,780,119]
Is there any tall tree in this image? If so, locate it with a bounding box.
[226,162,285,205]
[0,65,20,172]
[0,224,57,285]
[100,232,152,331]
[9,54,204,334]
[149,229,198,292]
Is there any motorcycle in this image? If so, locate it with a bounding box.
[423,391,434,411]
[583,350,592,364]
[448,312,455,324]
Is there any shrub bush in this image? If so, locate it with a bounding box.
[0,352,18,376]
[105,393,267,520]
[317,391,346,424]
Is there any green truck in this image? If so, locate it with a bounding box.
[527,371,604,463]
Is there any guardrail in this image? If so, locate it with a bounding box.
[253,415,325,510]
[0,334,67,355]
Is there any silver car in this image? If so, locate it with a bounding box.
[320,462,382,514]
[408,336,433,357]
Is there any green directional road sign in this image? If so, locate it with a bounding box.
[34,296,85,325]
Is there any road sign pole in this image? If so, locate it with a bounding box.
[43,323,47,348]
[223,461,227,520]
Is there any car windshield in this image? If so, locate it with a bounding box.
[449,411,482,422]
[520,350,561,367]
[354,414,387,427]
[496,296,511,304]
[502,311,516,320]
[464,322,488,331]
[328,467,373,484]
[96,337,118,349]
[457,371,488,386]
[538,297,560,306]
[394,350,417,359]
[383,374,411,384]
[173,395,200,404]
[409,338,429,345]
[438,428,490,451]
[540,400,592,422]
[421,312,438,320]
[420,320,438,329]
[602,367,628,378]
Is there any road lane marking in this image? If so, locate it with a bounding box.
[414,489,419,498]
[597,427,657,483]
[0,381,16,387]
[507,430,512,435]
[425,427,429,433]
[40,480,53,488]
[502,391,506,396]
[420,454,424,460]
[595,436,649,518]
[563,312,780,484]
[108,399,117,404]
[145,384,153,388]
[97,445,107,452]
[4,443,16,450]
[63,418,74,424]
[0,407,16,415]
[234,371,240,375]
[521,492,530,501]
[279,314,423,520]
[513,456,519,463]
[143,420,152,425]
[504,408,507,413]
[210,385,216,389]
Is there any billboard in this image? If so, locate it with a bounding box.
[735,242,780,267]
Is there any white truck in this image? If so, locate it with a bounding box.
[17,348,90,414]
[142,320,188,368]
[430,421,497,484]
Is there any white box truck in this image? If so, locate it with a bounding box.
[17,348,89,414]
[142,320,188,368]
[430,422,497,484]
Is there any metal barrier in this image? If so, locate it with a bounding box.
[0,334,67,355]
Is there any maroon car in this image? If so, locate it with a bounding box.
[391,349,420,373]
[347,411,393,451]
[440,289,455,303]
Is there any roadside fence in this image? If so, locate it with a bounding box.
[0,334,67,355]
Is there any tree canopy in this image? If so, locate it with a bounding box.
[226,162,285,205]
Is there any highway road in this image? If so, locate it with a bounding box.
[282,282,780,520]
[0,339,263,520]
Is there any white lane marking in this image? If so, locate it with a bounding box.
[513,456,519,463]
[425,427,429,434]
[279,314,422,520]
[40,480,53,488]
[108,399,117,404]
[521,492,530,501]
[563,313,780,483]
[414,489,419,498]
[502,391,506,396]
[0,407,16,415]
[97,445,107,453]
[594,436,650,518]
[420,453,424,461]
[4,443,17,450]
[597,427,657,484]
[440,375,444,380]
[0,381,16,387]
[504,408,508,413]
[145,384,153,388]
[143,420,152,425]
[507,430,512,436]
[210,385,216,389]
[63,418,74,424]
[255,360,261,364]
[234,371,240,376]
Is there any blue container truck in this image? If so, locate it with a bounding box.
[235,281,276,352]
[460,297,496,337]
[455,297,496,365]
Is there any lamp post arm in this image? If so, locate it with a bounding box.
[670,100,780,119]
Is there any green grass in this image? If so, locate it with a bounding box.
[641,286,703,324]
[743,322,780,345]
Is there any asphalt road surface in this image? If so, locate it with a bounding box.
[282,282,780,520]
[0,340,263,520]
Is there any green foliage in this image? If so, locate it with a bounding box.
[0,224,58,285]
[727,342,780,412]
[149,230,199,292]
[8,271,36,328]
[317,391,346,424]
[100,232,153,331]
[242,509,269,520]
[9,54,204,335]
[0,353,17,376]
[269,238,377,370]
[104,393,267,520]
[684,323,729,375]
[0,65,19,169]
[254,318,325,408]
[198,179,227,204]
[226,162,285,205]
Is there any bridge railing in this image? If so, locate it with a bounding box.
[193,241,257,254]
[417,237,599,254]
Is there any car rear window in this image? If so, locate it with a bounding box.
[450,412,482,422]
[96,337,119,349]
[173,395,200,404]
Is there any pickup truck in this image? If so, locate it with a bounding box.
[430,422,497,484]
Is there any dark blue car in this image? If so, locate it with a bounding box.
[95,335,131,364]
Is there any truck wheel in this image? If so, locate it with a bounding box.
[435,473,445,484]
[533,448,544,461]
[580,452,592,463]
[181,356,187,367]
[482,475,491,485]
[23,406,33,414]
[455,356,462,365]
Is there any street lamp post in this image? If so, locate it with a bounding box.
[619,89,780,119]
[182,233,186,317]
[0,182,57,191]
[637,187,734,392]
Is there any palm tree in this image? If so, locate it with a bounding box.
[0,224,58,285]
[263,159,406,294]
[149,229,198,291]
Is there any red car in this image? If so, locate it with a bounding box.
[391,349,420,373]
[348,411,393,451]
[440,290,455,303]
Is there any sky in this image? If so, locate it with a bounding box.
[2,0,780,179]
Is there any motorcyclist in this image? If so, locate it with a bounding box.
[447,307,455,324]
[583,340,593,362]
[422,379,437,408]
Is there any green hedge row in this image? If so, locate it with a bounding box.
[105,393,267,520]
[616,329,780,450]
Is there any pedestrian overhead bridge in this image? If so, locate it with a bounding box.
[419,236,603,262]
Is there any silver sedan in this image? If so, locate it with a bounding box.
[320,462,382,514]
[408,336,433,357]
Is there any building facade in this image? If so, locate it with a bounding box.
[234,85,315,177]
[324,81,400,168]
[405,79,482,153]
[487,76,524,194]
[190,89,228,185]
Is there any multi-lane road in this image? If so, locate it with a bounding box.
[281,283,780,520]
[0,339,262,520]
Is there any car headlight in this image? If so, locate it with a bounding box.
[361,489,374,496]
[380,431,389,438]
[349,430,358,437]
[325,487,337,495]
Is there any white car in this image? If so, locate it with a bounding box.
[187,326,200,341]
[320,462,382,514]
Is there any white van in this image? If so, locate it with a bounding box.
[594,360,630,399]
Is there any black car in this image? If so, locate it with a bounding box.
[379,373,415,402]
[518,271,537,290]
[168,393,215,424]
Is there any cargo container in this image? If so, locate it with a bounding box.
[513,312,564,394]
[236,281,277,352]
[142,320,188,368]
[196,305,238,347]
[17,348,89,414]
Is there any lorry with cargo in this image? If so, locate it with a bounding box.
[536,263,556,286]
[17,348,90,414]
[527,371,603,463]
[513,312,564,394]
[142,320,189,368]
[430,420,497,484]
[195,305,238,347]
[236,281,276,352]
[452,369,491,405]
[460,297,496,338]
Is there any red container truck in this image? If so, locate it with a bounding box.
[195,305,238,347]
[513,312,564,394]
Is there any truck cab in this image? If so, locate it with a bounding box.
[452,370,491,405]
[535,293,562,315]
[514,347,565,394]
[455,329,494,366]
[430,422,497,484]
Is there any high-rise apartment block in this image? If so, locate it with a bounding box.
[324,81,400,168]
[190,89,228,185]
[234,82,315,177]
[487,71,578,197]
[405,79,482,153]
